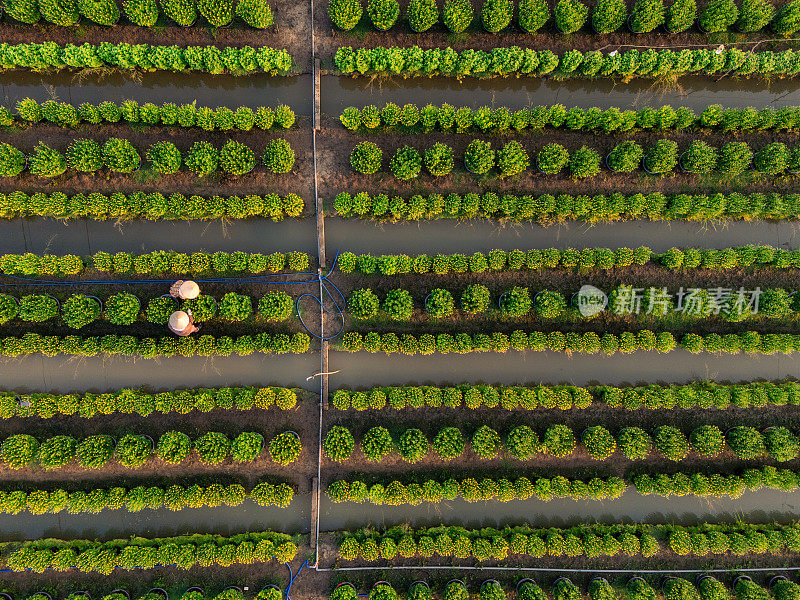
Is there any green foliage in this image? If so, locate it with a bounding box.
[497,141,530,176]
[269,431,301,465]
[629,0,664,31]
[351,142,382,174]
[424,142,454,177]
[443,0,473,31]
[690,425,724,457]
[383,288,414,320]
[699,0,738,31]
[197,0,233,25]
[736,0,774,30]
[362,426,393,461]
[433,426,465,459]
[324,426,355,462]
[219,140,256,175]
[79,0,119,24]
[465,140,495,174]
[161,0,197,24]
[146,141,182,174]
[583,425,616,459]
[367,0,399,28]
[66,139,103,172]
[397,428,429,462]
[263,139,295,173]
[592,0,626,31]
[29,143,66,178]
[123,0,158,25]
[518,0,549,30]
[61,294,101,329]
[105,292,140,325]
[500,286,532,317]
[329,0,363,28]
[236,0,273,26]
[644,140,678,173]
[0,144,25,177]
[426,288,454,317]
[554,0,588,31]
[666,0,696,30]
[40,0,79,25]
[102,138,140,173]
[471,425,501,458]
[461,284,491,313]
[482,0,512,31]
[655,425,689,460]
[390,146,422,180]
[538,143,569,174]
[407,0,438,30]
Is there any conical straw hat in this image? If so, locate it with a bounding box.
[179,280,200,299]
[169,311,190,330]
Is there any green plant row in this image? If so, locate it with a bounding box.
[323,421,798,463]
[337,245,798,275]
[331,190,800,223]
[0,250,309,276]
[0,190,304,221]
[7,99,294,131]
[337,329,800,356]
[330,0,798,35]
[6,530,297,573]
[0,429,302,470]
[347,285,794,323]
[340,103,800,135]
[331,576,799,600]
[0,480,294,516]
[332,380,800,411]
[327,465,800,506]
[36,589,283,600]
[0,42,292,75]
[0,290,296,329]
[3,0,275,27]
[0,385,298,419]
[338,521,800,561]
[0,331,310,358]
[334,45,800,80]
[351,137,788,180]
[0,137,296,178]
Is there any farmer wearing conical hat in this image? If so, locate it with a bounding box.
[169,280,201,300]
[168,310,199,336]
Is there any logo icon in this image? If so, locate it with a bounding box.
[576,285,607,317]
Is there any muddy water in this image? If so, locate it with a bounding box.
[325,218,800,255]
[0,72,313,114]
[328,349,800,388]
[323,75,800,114]
[0,354,321,394]
[0,496,310,540]
[319,487,800,531]
[0,218,318,255]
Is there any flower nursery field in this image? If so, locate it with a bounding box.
[7,0,800,598]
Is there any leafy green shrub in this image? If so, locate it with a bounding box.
[145,141,182,175]
[443,0,473,30]
[40,0,79,24]
[433,426,465,459]
[555,0,588,31]
[583,426,616,459]
[37,435,76,469]
[115,434,152,467]
[461,284,491,313]
[682,140,717,173]
[348,289,380,319]
[19,295,58,322]
[465,140,495,174]
[363,426,393,460]
[351,142,383,175]
[257,291,293,321]
[726,426,765,459]
[690,425,724,457]
[185,142,219,177]
[497,141,530,176]
[105,292,140,325]
[764,426,799,461]
[538,143,569,174]
[220,140,256,175]
[269,432,301,465]
[157,431,192,464]
[123,0,158,23]
[472,425,501,458]
[219,292,253,321]
[324,426,355,462]
[618,426,652,459]
[424,142,454,177]
[263,139,295,173]
[161,0,197,26]
[719,142,752,174]
[398,428,429,462]
[102,138,140,173]
[629,0,664,31]
[500,286,532,317]
[425,288,454,318]
[0,295,19,324]
[569,145,601,178]
[194,431,231,464]
[390,146,422,180]
[61,294,101,329]
[236,0,274,26]
[699,0,738,30]
[592,0,626,31]
[383,289,413,320]
[66,139,103,172]
[76,435,113,468]
[407,0,438,30]
[773,0,800,33]
[482,0,513,31]
[542,424,576,457]
[534,290,565,318]
[1,435,38,469]
[736,0,774,30]
[368,0,399,28]
[644,140,678,174]
[0,143,25,177]
[5,0,41,23]
[146,297,175,324]
[666,0,696,30]
[754,142,789,175]
[197,0,234,24]
[654,425,689,460]
[607,141,643,172]
[79,0,119,24]
[519,0,549,30]
[29,143,66,178]
[507,425,538,459]
[329,0,363,28]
